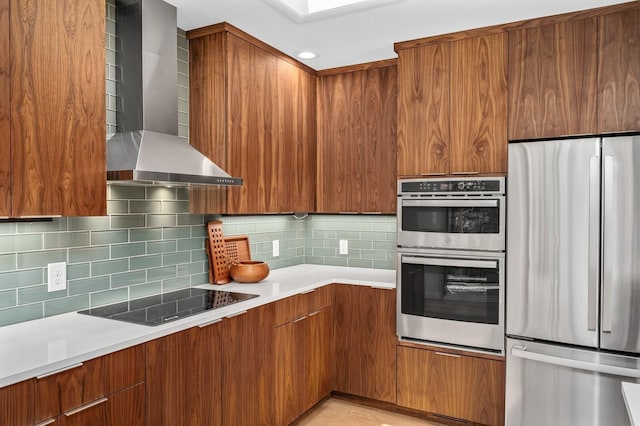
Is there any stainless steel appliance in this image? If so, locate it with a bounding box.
[397,177,506,353]
[506,135,640,426]
[397,177,505,251]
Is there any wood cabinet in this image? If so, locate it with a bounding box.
[397,344,505,426]
[5,0,105,217]
[145,323,222,426]
[0,379,34,426]
[275,287,333,425]
[332,284,397,403]
[598,6,640,133]
[316,62,397,213]
[188,23,316,214]
[396,33,506,177]
[221,303,276,425]
[508,18,599,140]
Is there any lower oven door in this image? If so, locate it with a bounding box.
[397,249,505,353]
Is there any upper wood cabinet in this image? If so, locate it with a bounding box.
[508,17,599,140]
[598,6,640,133]
[396,33,507,177]
[316,62,397,213]
[188,23,316,214]
[6,0,106,217]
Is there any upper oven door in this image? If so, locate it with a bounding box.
[398,196,505,251]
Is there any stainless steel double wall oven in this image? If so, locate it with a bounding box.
[397,177,506,353]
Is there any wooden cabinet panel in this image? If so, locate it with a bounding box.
[146,324,222,426]
[451,34,507,174]
[275,320,299,426]
[397,44,449,177]
[317,65,397,213]
[275,285,332,326]
[397,346,505,426]
[0,379,34,426]
[34,358,105,424]
[0,0,9,217]
[106,383,145,426]
[222,303,275,425]
[58,397,108,426]
[10,0,105,217]
[332,285,397,403]
[104,344,144,394]
[305,306,332,410]
[508,18,598,140]
[598,7,640,133]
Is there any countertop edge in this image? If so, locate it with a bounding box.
[0,265,395,388]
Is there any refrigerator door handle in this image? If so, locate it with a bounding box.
[511,345,640,378]
[588,156,600,331]
[602,155,614,333]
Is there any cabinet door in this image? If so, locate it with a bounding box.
[397,346,505,426]
[10,0,105,216]
[508,18,598,140]
[332,285,396,403]
[0,379,34,426]
[598,7,640,133]
[58,397,108,426]
[451,33,507,174]
[317,71,364,212]
[106,382,145,426]
[0,0,9,217]
[222,304,275,425]
[277,59,316,213]
[34,358,105,424]
[275,320,300,426]
[305,307,332,410]
[145,324,222,426]
[397,44,449,177]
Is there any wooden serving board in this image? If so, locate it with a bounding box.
[224,235,251,263]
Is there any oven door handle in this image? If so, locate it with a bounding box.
[402,256,497,269]
[401,199,499,208]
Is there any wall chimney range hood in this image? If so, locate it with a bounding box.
[107,0,242,187]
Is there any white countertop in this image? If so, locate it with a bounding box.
[623,382,640,426]
[0,264,395,388]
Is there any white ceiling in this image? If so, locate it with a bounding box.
[164,0,626,70]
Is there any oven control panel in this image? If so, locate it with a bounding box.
[400,179,502,194]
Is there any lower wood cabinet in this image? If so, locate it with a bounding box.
[0,378,33,426]
[332,284,397,403]
[397,344,505,426]
[145,322,222,426]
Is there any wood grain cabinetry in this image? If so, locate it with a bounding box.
[508,18,598,140]
[275,287,333,425]
[598,6,640,133]
[317,63,397,213]
[221,303,276,425]
[6,0,105,217]
[188,24,316,214]
[0,379,34,426]
[397,33,506,177]
[145,324,222,426]
[332,284,397,403]
[397,344,505,426]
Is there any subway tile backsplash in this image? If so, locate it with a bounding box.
[0,1,397,327]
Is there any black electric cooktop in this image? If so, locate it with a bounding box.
[78,288,258,326]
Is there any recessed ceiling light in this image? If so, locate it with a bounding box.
[264,0,403,23]
[297,51,317,59]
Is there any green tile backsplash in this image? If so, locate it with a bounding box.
[0,1,397,327]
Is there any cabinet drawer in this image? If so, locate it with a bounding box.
[104,345,145,394]
[275,285,333,326]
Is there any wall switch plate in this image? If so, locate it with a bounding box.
[339,239,348,255]
[48,262,67,292]
[272,239,280,257]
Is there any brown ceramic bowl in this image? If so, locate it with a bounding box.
[229,261,270,283]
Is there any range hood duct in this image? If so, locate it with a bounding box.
[107,0,242,187]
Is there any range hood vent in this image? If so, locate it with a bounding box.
[107,0,241,187]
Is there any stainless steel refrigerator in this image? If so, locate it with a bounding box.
[506,135,640,426]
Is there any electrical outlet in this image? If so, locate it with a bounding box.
[339,239,348,255]
[272,239,280,257]
[48,262,67,292]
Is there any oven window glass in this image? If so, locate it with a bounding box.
[402,205,500,234]
[401,260,499,324]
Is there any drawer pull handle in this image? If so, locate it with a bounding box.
[435,351,461,358]
[37,362,83,379]
[34,419,56,426]
[451,171,479,175]
[198,318,223,328]
[225,310,247,319]
[64,398,108,416]
[301,289,315,294]
[293,315,308,323]
[308,310,322,317]
[420,172,446,176]
[370,285,392,290]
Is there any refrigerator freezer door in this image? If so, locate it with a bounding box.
[601,136,640,353]
[506,338,640,426]
[507,139,600,347]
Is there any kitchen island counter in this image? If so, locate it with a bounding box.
[0,264,395,388]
